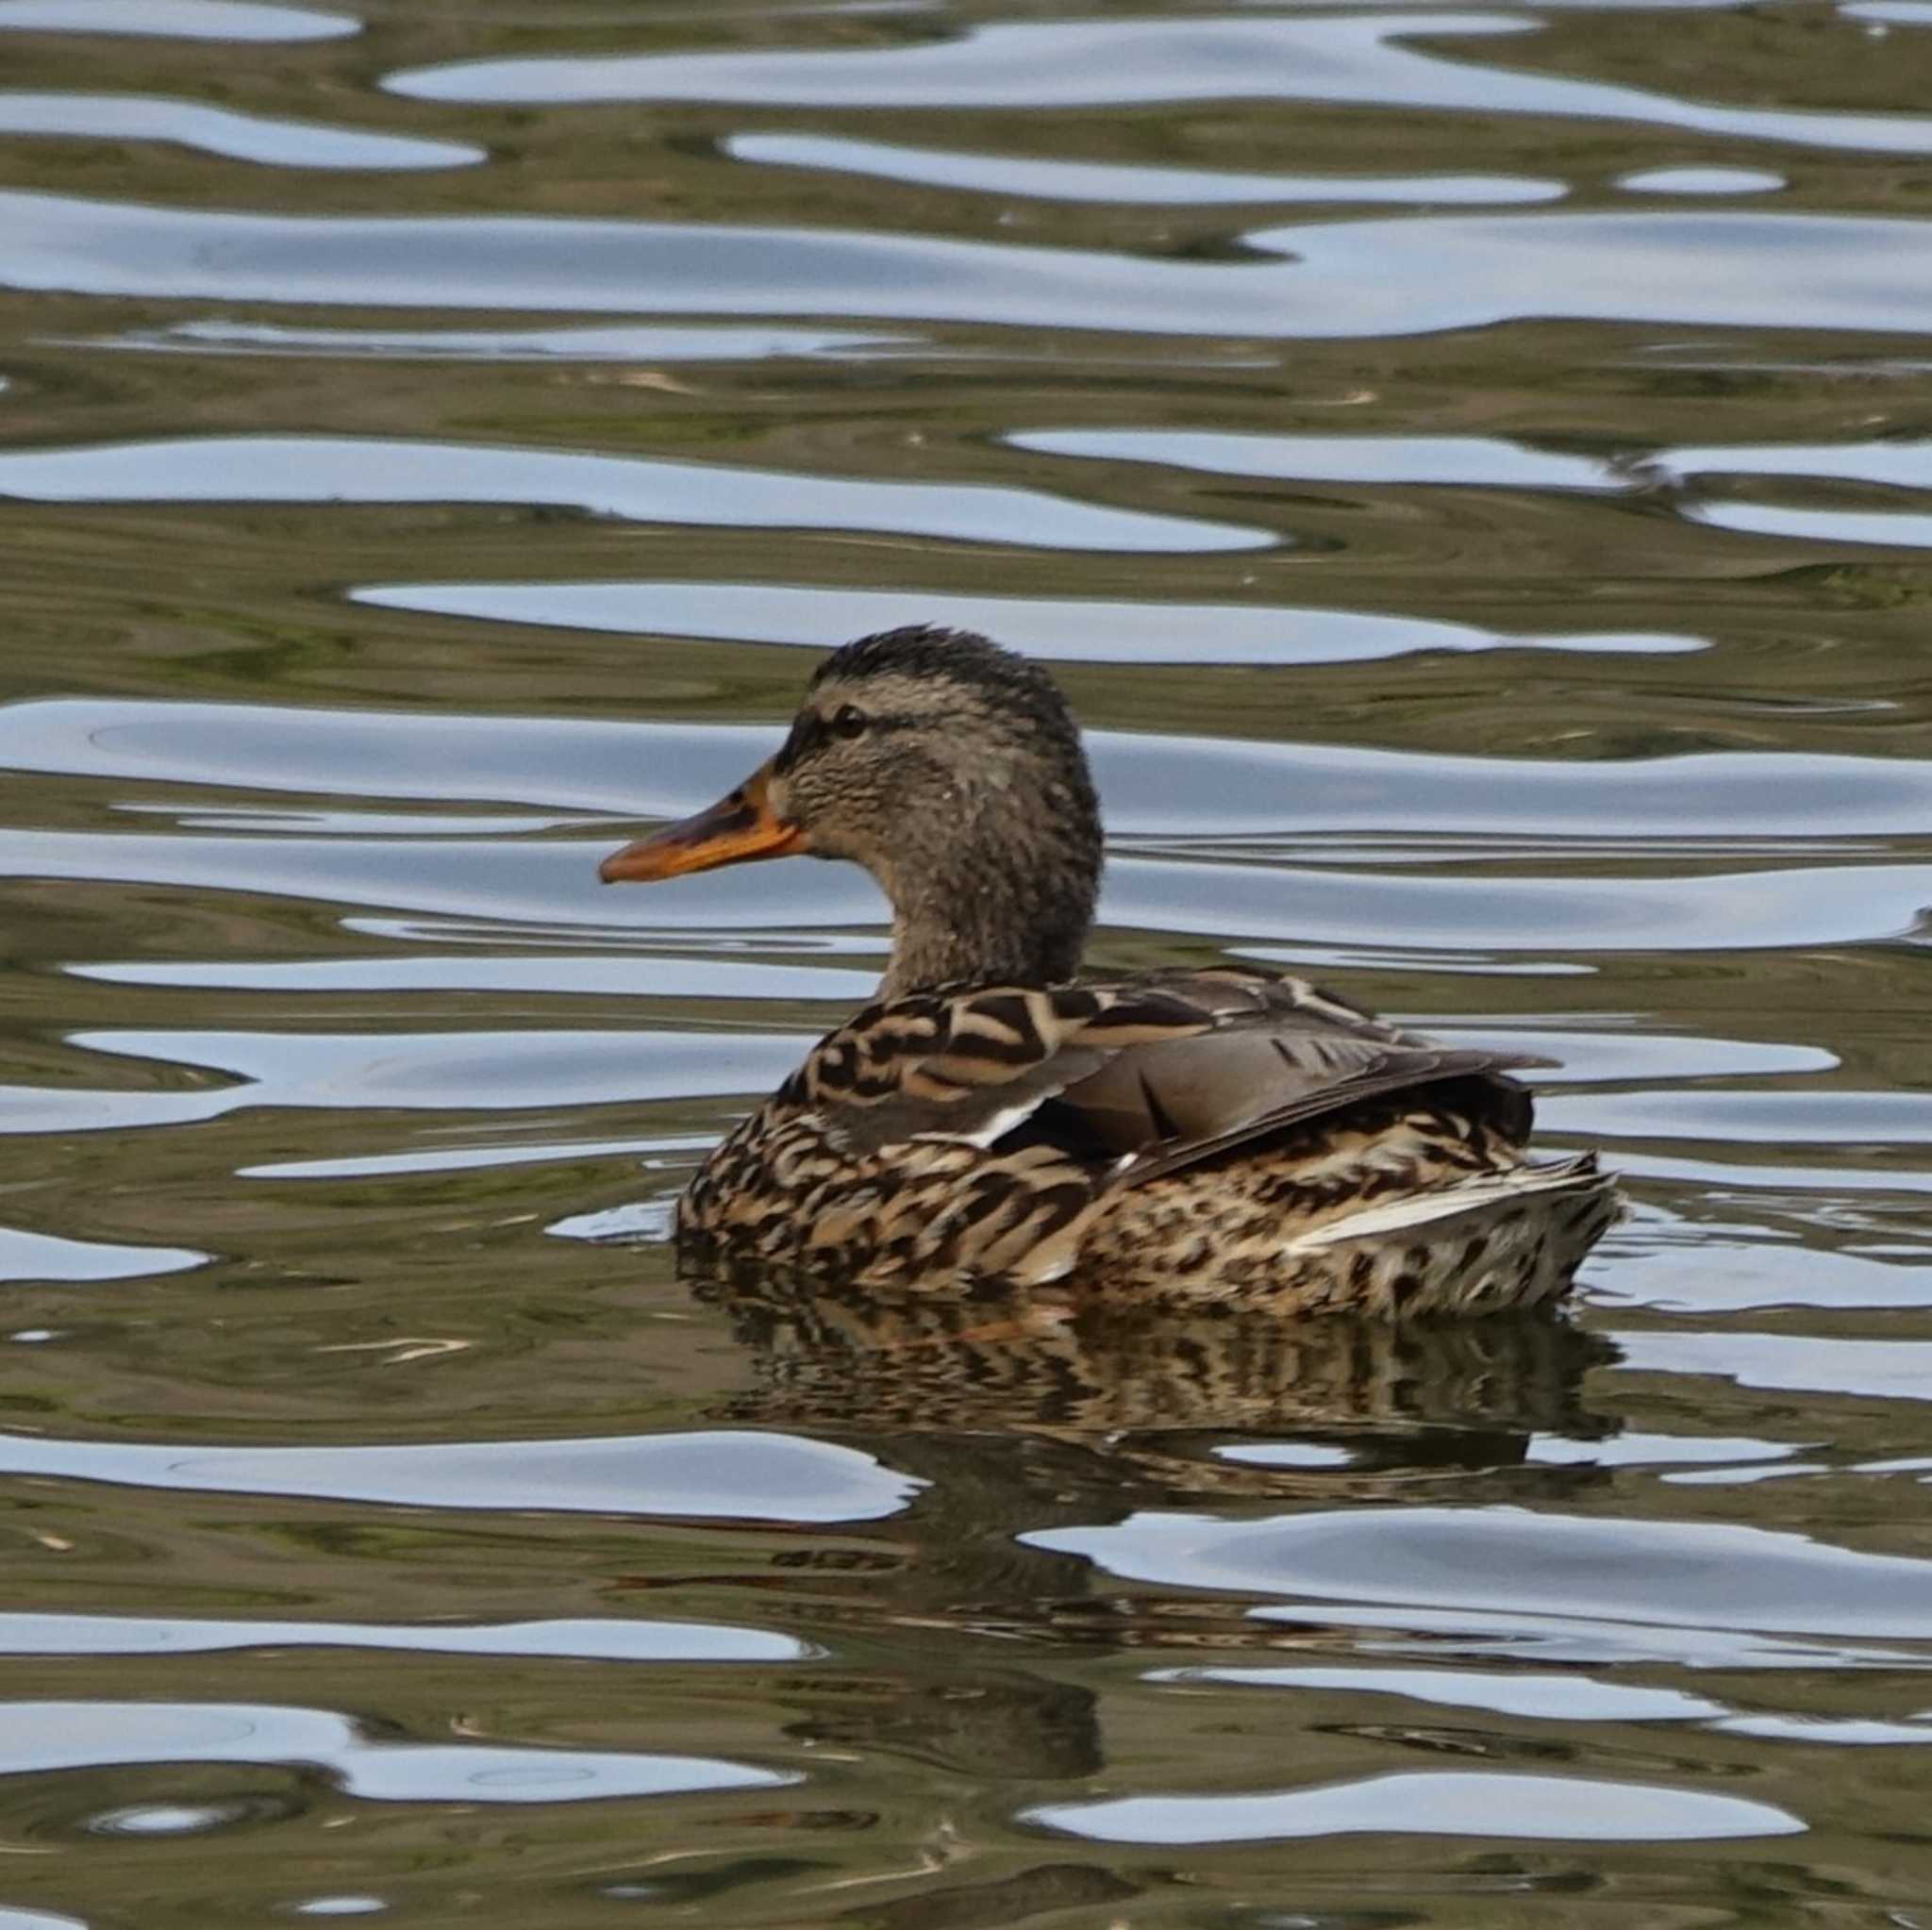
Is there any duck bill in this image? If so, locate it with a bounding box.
[598,762,806,883]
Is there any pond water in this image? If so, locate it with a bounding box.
[2,0,1931,1923]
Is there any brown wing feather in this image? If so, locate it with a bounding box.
[1098,1041,1542,1185]
[1058,972,1547,1184]
[793,965,1542,1177]
[796,981,1218,1156]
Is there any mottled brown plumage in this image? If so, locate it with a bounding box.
[600,625,1620,1314]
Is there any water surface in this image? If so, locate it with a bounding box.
[2,1,1930,1924]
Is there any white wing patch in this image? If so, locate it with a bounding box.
[913,1095,1051,1151]
[1282,1161,1599,1253]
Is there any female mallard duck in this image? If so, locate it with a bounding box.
[600,625,1618,1315]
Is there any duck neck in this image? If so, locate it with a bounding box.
[875,825,1100,1000]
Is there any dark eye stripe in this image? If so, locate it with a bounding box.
[772,710,824,773]
[774,709,912,772]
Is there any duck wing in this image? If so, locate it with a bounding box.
[1069,970,1544,1185]
[787,978,1218,1156]
[792,966,1544,1179]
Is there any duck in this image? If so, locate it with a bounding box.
[599,624,1620,1316]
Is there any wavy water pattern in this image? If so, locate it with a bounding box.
[356,579,1698,662]
[0,434,1257,550]
[0,93,479,168]
[2,0,1931,1921]
[0,1702,791,1803]
[0,0,357,38]
[73,319,920,360]
[0,1426,921,1520]
[387,15,1932,157]
[725,131,1569,207]
[5,191,1932,339]
[1028,1771,1804,1843]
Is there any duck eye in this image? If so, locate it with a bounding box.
[831,704,868,740]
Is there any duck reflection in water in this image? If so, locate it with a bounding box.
[705,1273,1617,1488]
[601,625,1620,1314]
[701,1276,1622,1694]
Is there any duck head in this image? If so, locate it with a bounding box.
[599,625,1105,997]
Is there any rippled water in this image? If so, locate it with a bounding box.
[3,0,1931,1922]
